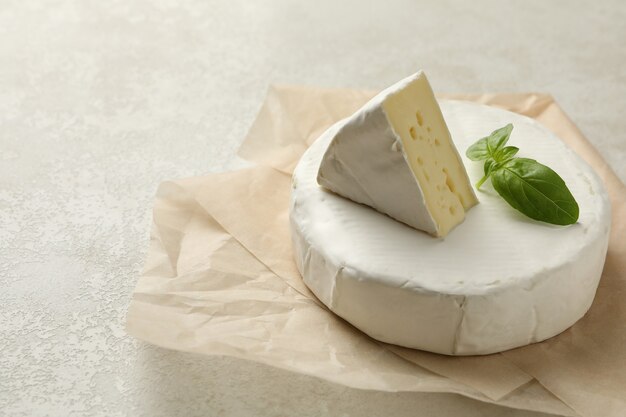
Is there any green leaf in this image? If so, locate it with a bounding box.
[466,137,490,161]
[490,158,579,225]
[466,123,579,226]
[495,146,519,162]
[466,124,514,161]
[486,123,513,155]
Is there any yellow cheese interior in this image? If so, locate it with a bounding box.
[382,75,478,236]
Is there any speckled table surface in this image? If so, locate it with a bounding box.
[1,1,624,416]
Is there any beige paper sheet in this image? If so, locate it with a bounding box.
[127,85,626,417]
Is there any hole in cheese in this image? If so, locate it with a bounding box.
[443,168,456,193]
[426,126,431,133]
[416,111,424,126]
[417,156,423,165]
[434,138,441,146]
[409,127,417,140]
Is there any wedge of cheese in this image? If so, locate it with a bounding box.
[317,71,478,237]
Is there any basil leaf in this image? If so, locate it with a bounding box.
[486,123,513,156]
[490,158,579,225]
[466,124,514,161]
[466,137,490,161]
[495,146,519,162]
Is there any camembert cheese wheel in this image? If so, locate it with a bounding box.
[290,100,610,355]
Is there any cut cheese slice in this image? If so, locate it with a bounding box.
[317,71,478,237]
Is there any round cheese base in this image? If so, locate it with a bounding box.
[290,100,611,355]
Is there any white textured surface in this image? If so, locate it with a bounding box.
[1,0,624,416]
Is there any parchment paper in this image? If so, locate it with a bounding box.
[127,85,626,417]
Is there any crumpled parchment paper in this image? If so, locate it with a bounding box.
[127,85,626,417]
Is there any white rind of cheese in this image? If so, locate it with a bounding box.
[317,71,478,237]
[291,100,611,355]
